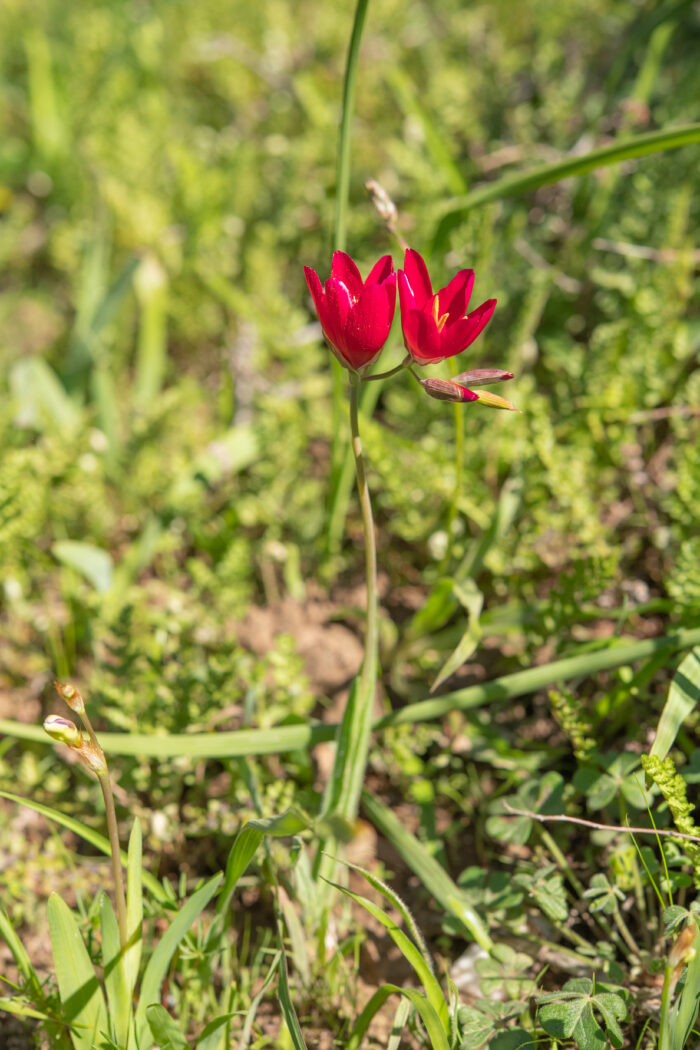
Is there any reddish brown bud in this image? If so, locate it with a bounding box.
[419,378,479,403]
[54,681,85,713]
[454,368,514,387]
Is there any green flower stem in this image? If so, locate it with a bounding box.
[97,769,128,948]
[349,372,379,780]
[76,706,127,947]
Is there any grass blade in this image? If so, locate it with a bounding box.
[0,792,166,903]
[3,629,700,759]
[347,985,450,1050]
[324,878,449,1032]
[135,873,222,1048]
[650,647,700,760]
[100,894,131,1050]
[432,123,700,251]
[0,908,45,1004]
[48,894,107,1050]
[125,819,144,1001]
[276,948,308,1050]
[362,790,493,952]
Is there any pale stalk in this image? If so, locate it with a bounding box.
[77,707,128,948]
[97,769,128,948]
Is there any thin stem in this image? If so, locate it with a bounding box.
[97,771,128,947]
[362,357,411,382]
[350,373,379,714]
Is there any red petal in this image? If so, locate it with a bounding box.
[343,283,392,368]
[402,249,432,308]
[406,310,443,364]
[304,267,325,318]
[330,251,363,299]
[365,254,394,287]
[437,268,474,322]
[323,279,354,353]
[464,298,497,343]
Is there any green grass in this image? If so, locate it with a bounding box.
[1,0,700,1047]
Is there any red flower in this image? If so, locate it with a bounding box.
[398,249,496,365]
[304,251,396,374]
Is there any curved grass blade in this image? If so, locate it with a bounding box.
[217,808,310,917]
[3,628,700,758]
[0,908,45,1005]
[146,1004,191,1050]
[432,123,700,251]
[347,985,450,1050]
[362,790,493,952]
[48,894,107,1050]
[324,878,449,1032]
[0,997,55,1021]
[276,947,308,1050]
[0,791,165,903]
[650,647,700,761]
[135,874,223,1049]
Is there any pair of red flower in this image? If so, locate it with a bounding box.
[304,249,514,407]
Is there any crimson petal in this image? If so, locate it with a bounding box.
[330,251,363,299]
[402,249,433,308]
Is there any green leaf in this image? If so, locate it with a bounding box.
[146,1004,191,1050]
[539,979,628,1050]
[135,873,222,1049]
[651,648,700,761]
[125,819,143,1001]
[217,807,310,916]
[430,580,483,693]
[52,541,114,593]
[195,1013,238,1050]
[100,894,131,1050]
[487,772,565,845]
[432,123,700,251]
[48,893,107,1050]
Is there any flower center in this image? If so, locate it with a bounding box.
[431,294,449,332]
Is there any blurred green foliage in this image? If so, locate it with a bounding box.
[1,0,700,1039]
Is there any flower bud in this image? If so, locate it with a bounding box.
[454,369,514,387]
[54,681,85,713]
[419,378,479,403]
[43,715,82,747]
[77,740,108,776]
[473,389,520,412]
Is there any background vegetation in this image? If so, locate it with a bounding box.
[1,0,699,1047]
